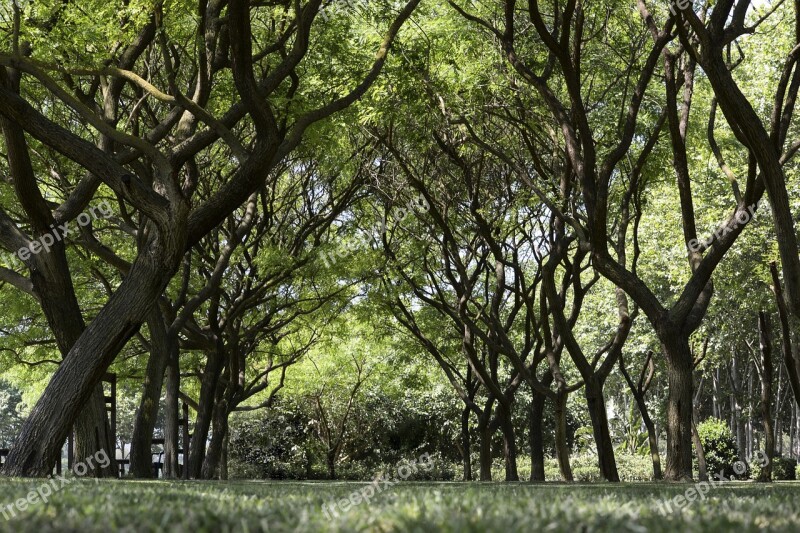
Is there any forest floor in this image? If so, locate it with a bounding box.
[1,479,799,532]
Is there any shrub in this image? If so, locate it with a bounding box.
[696,418,739,478]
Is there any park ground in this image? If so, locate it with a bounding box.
[1,480,800,532]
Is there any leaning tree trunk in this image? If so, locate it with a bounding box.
[129,309,170,478]
[661,334,695,481]
[585,376,619,481]
[2,230,186,477]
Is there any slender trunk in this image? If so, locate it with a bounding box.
[188,347,225,478]
[326,450,336,480]
[163,337,180,479]
[662,334,694,481]
[477,417,492,481]
[461,405,472,481]
[201,399,229,479]
[758,311,775,481]
[585,376,619,481]
[129,309,170,478]
[692,418,708,481]
[553,388,573,481]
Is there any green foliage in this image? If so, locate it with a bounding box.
[697,418,740,478]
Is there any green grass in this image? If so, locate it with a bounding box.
[1,479,800,532]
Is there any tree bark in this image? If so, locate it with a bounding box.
[129,309,170,478]
[188,346,225,478]
[553,388,573,481]
[163,337,180,478]
[585,376,619,481]
[529,383,549,481]
[477,416,493,482]
[498,403,519,481]
[461,405,472,481]
[757,311,775,481]
[662,334,694,481]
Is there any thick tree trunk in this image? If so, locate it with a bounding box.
[662,334,694,481]
[129,309,170,478]
[2,242,184,477]
[73,386,117,477]
[498,404,519,481]
[585,376,619,481]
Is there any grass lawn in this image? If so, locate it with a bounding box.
[1,479,800,532]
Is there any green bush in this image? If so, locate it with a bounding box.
[696,418,739,478]
[751,455,798,481]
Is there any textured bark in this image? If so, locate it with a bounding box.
[529,377,551,481]
[188,347,225,478]
[201,399,229,479]
[553,388,573,481]
[129,309,170,478]
[461,405,472,481]
[662,335,694,481]
[757,311,775,482]
[163,339,180,478]
[498,404,519,481]
[2,247,185,476]
[585,377,619,482]
[477,417,493,482]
